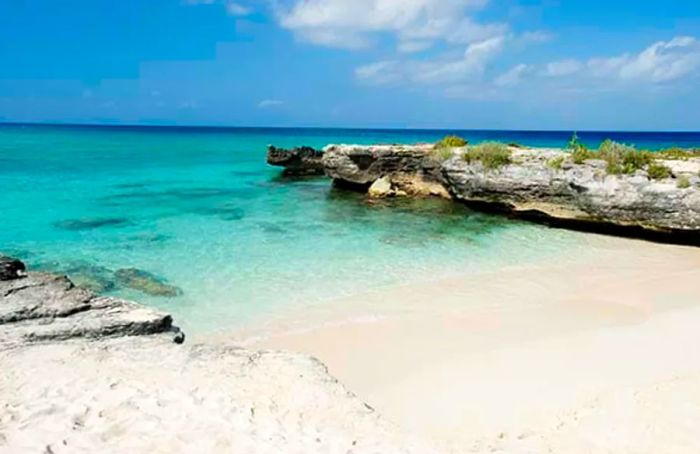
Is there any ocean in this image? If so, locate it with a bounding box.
[2,123,699,334]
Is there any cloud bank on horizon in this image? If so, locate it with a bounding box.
[0,0,699,129]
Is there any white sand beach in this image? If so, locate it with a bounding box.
[239,234,700,452]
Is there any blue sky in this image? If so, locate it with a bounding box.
[1,0,699,130]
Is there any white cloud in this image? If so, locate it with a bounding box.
[356,36,505,86]
[275,0,504,51]
[550,36,700,83]
[354,60,401,84]
[544,59,583,77]
[497,36,700,91]
[397,40,433,54]
[258,99,284,108]
[494,64,531,86]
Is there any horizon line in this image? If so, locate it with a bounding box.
[1,121,699,135]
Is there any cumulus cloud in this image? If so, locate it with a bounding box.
[588,36,700,82]
[355,36,504,85]
[275,0,504,51]
[494,36,700,90]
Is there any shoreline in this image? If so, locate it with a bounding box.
[236,236,700,450]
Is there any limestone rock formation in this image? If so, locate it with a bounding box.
[0,254,444,454]
[368,176,393,198]
[442,149,700,233]
[0,257,177,349]
[322,144,450,198]
[267,145,325,176]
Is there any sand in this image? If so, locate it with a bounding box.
[239,234,700,452]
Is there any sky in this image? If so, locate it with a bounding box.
[1,0,699,130]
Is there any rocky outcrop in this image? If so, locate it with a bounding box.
[322,144,450,198]
[267,145,325,176]
[0,254,443,454]
[0,256,179,349]
[314,144,700,238]
[442,149,700,233]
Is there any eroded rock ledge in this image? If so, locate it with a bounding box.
[0,256,180,350]
[317,144,700,240]
[322,144,451,198]
[0,255,440,453]
[266,145,325,176]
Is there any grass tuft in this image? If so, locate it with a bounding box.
[647,161,672,180]
[462,142,512,170]
[434,135,468,149]
[677,175,691,189]
[547,156,566,170]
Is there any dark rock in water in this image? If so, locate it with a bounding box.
[64,264,117,294]
[193,205,245,221]
[115,268,183,297]
[32,260,117,294]
[53,217,130,231]
[257,222,288,235]
[0,255,26,281]
[267,145,325,176]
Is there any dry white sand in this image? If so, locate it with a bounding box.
[239,235,700,452]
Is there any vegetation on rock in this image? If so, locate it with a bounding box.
[434,135,468,149]
[462,142,512,169]
[598,140,653,175]
[655,147,700,160]
[647,161,672,180]
[677,175,691,189]
[547,156,566,170]
[567,133,593,164]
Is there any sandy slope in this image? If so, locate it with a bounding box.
[0,337,445,454]
[244,236,700,452]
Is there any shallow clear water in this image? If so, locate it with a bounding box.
[2,124,699,334]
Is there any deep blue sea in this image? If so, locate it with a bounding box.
[2,124,699,333]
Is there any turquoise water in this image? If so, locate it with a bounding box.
[2,124,699,333]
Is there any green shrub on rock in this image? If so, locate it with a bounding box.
[677,175,691,189]
[462,142,512,170]
[647,162,672,180]
[435,135,468,149]
[567,133,593,164]
[598,140,652,175]
[547,156,566,170]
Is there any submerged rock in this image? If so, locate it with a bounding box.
[53,217,130,231]
[115,268,183,297]
[267,145,325,176]
[0,255,26,280]
[64,263,117,293]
